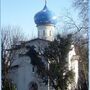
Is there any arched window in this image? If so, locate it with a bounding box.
[29,81,38,90]
[43,30,45,36]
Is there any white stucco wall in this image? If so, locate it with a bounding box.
[9,55,48,90]
[37,25,55,41]
[9,40,49,90]
[68,45,79,89]
[68,45,76,70]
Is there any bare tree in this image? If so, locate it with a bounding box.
[1,25,27,90]
[65,14,88,90]
[73,0,89,33]
[72,0,89,89]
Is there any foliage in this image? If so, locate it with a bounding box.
[2,79,16,90]
[25,34,74,90]
[43,34,74,90]
[73,0,89,28]
[25,45,46,79]
[75,41,88,90]
[62,0,88,89]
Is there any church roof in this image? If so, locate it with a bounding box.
[21,38,50,43]
[5,38,50,51]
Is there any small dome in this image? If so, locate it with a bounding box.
[34,5,57,26]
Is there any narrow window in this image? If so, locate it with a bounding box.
[43,30,45,36]
[50,31,51,36]
[32,66,35,73]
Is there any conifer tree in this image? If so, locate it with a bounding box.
[25,34,74,90]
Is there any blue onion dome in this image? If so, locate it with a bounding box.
[34,5,57,26]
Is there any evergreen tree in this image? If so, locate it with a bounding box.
[25,34,74,90]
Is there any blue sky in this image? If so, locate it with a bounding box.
[1,0,78,39]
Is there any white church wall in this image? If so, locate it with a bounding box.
[16,56,48,90]
[71,58,78,85]
[68,45,79,90]
[9,55,37,90]
[68,45,76,70]
[9,41,49,90]
[9,41,79,90]
[37,25,55,41]
[17,57,34,90]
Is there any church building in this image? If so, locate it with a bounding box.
[8,1,79,90]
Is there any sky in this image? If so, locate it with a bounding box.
[1,0,78,40]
